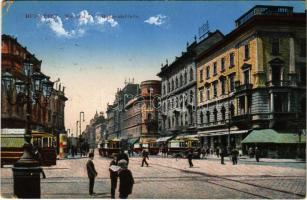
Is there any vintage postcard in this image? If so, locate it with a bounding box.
[1,0,306,199]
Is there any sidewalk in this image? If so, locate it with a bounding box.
[204,154,306,163]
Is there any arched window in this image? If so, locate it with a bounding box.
[213,108,218,122]
[200,111,204,124]
[206,111,210,123]
[190,68,194,81]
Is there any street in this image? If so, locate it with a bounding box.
[1,151,306,199]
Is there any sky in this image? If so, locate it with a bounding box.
[2,1,305,136]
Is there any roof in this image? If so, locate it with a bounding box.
[241,129,306,144]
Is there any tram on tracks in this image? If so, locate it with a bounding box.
[1,129,57,167]
[99,138,121,157]
[167,136,201,158]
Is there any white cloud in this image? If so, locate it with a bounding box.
[144,14,167,26]
[95,15,118,27]
[40,15,73,37]
[78,10,94,26]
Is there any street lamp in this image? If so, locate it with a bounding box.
[2,57,54,198]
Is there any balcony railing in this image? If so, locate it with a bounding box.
[266,80,290,87]
[235,83,253,93]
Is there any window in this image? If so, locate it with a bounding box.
[221,58,225,72]
[244,44,250,60]
[200,69,204,82]
[229,74,235,92]
[199,89,204,102]
[300,66,306,85]
[300,39,306,57]
[190,90,194,103]
[180,74,183,87]
[184,71,187,84]
[221,106,226,121]
[168,81,170,92]
[213,62,217,76]
[239,96,245,115]
[190,68,193,81]
[206,88,210,100]
[200,112,204,124]
[213,82,217,97]
[271,38,279,55]
[273,93,288,112]
[175,77,178,89]
[213,108,218,123]
[206,111,210,123]
[243,70,250,84]
[230,104,235,118]
[229,52,235,67]
[206,66,210,79]
[221,79,225,95]
[171,79,174,91]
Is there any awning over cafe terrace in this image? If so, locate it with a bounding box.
[241,129,306,144]
[156,136,173,143]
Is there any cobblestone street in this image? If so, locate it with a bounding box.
[1,152,306,199]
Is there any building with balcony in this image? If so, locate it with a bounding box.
[157,31,224,139]
[196,5,306,157]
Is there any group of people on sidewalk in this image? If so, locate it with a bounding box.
[86,150,135,199]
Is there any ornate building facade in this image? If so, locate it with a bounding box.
[196,5,306,155]
[1,34,68,135]
[157,31,224,137]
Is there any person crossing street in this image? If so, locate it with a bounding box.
[141,149,149,167]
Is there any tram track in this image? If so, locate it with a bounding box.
[150,162,305,199]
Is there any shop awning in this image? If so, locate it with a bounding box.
[156,136,173,142]
[128,138,139,145]
[241,129,306,144]
[110,138,121,142]
[176,135,199,140]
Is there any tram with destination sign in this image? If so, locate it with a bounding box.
[167,137,201,158]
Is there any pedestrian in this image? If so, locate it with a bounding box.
[86,152,97,196]
[117,149,129,166]
[220,146,226,165]
[33,145,46,179]
[231,147,239,165]
[255,147,260,162]
[216,147,220,158]
[187,149,194,167]
[109,154,119,199]
[141,149,149,167]
[201,146,206,159]
[118,160,134,199]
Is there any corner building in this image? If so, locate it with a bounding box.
[196,5,306,156]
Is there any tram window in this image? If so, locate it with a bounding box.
[42,138,48,148]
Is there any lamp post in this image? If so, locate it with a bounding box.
[2,57,54,198]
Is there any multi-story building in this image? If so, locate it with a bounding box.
[122,80,161,146]
[157,31,224,139]
[1,34,68,140]
[106,81,139,140]
[196,5,306,156]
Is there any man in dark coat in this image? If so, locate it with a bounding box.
[86,152,97,195]
[231,147,239,165]
[220,146,226,165]
[109,154,118,199]
[117,149,129,166]
[187,149,194,167]
[255,147,260,162]
[141,149,149,167]
[118,160,134,199]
